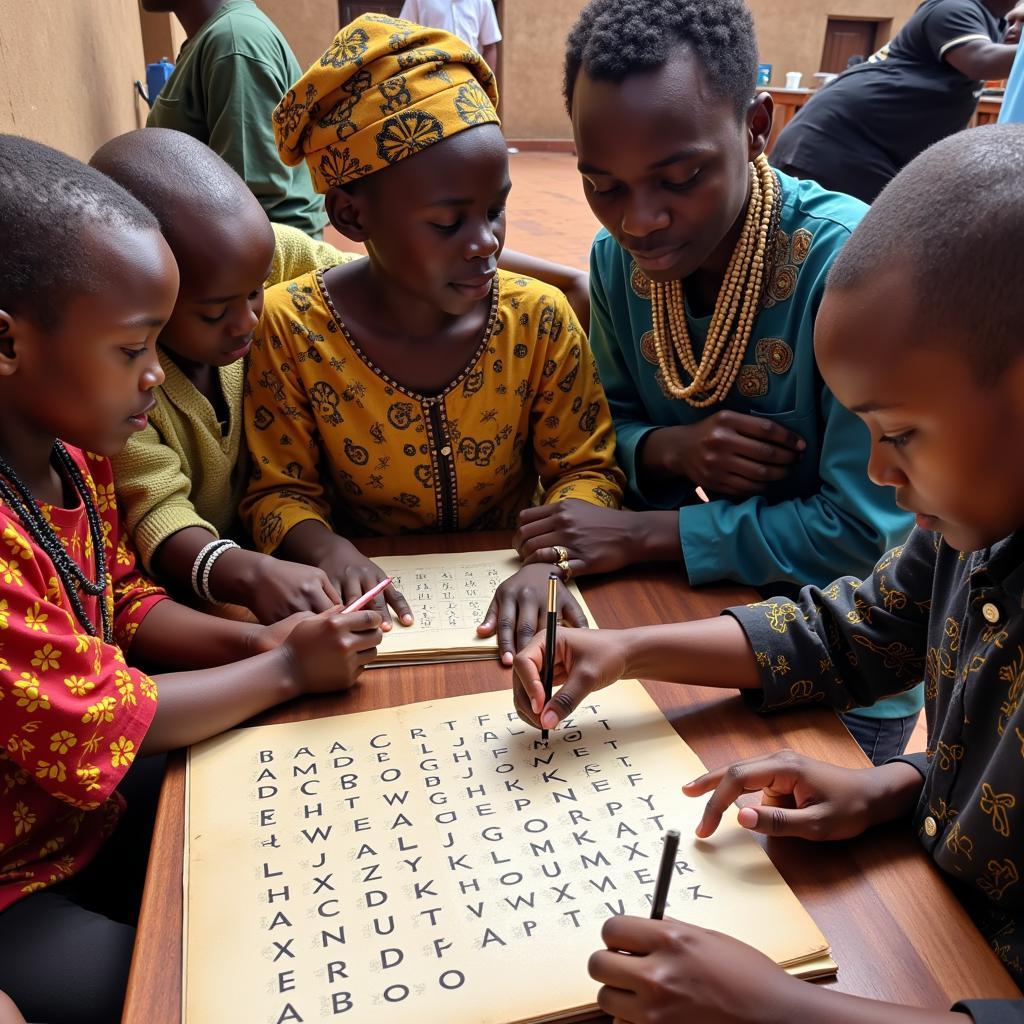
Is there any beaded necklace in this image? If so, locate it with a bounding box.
[650,154,782,408]
[0,442,111,643]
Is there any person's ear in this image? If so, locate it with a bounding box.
[746,92,774,161]
[0,310,21,376]
[325,185,370,243]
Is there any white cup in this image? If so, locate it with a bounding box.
[785,71,802,89]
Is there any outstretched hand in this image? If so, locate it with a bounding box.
[684,750,925,841]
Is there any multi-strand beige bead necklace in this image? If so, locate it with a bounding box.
[649,153,780,408]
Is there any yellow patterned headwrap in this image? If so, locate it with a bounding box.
[273,13,500,193]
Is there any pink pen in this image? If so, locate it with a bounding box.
[341,577,392,614]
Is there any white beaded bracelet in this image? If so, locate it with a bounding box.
[191,539,236,601]
[198,540,240,604]
[191,540,229,598]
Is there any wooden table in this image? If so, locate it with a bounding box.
[764,87,814,156]
[123,531,1020,1022]
[975,94,1004,126]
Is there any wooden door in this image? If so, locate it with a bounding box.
[820,18,877,74]
[339,0,404,24]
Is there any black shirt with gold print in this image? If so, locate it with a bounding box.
[731,527,1024,1016]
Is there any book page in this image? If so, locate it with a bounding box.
[183,681,832,1024]
[372,549,593,663]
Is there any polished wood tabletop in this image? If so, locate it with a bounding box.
[122,531,1020,1022]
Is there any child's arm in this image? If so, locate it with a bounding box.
[686,750,925,840]
[114,413,343,623]
[513,618,762,726]
[241,286,341,551]
[0,549,378,824]
[514,530,936,730]
[585,751,962,1024]
[128,595,294,669]
[476,286,626,658]
[496,249,590,331]
[152,525,343,624]
[588,915,966,1024]
[107,476,334,656]
[529,289,625,509]
[111,418,216,574]
[139,607,382,753]
[275,521,413,627]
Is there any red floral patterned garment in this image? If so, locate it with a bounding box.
[0,446,166,909]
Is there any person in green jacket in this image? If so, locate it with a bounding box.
[142,0,326,238]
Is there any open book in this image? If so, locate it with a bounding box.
[370,548,594,667]
[182,681,834,1024]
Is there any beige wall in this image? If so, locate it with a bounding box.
[0,0,922,158]
[500,0,585,140]
[138,5,187,65]
[255,0,339,73]
[487,0,922,141]
[749,0,919,86]
[249,0,585,141]
[0,0,149,160]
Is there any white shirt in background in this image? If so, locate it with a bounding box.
[399,0,502,50]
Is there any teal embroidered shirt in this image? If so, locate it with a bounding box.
[589,172,920,719]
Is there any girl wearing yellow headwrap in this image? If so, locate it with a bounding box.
[242,14,624,661]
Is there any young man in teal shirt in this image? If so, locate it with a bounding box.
[513,0,919,762]
[143,0,326,238]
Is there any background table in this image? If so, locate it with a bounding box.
[123,532,1020,1022]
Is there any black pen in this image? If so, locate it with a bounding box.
[650,829,680,920]
[540,572,558,743]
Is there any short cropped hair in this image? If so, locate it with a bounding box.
[828,124,1024,384]
[90,128,255,247]
[564,0,758,118]
[0,134,158,329]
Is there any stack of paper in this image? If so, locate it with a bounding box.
[370,548,594,667]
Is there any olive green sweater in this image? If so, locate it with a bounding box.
[113,223,356,569]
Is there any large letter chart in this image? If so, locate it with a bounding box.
[183,681,833,1024]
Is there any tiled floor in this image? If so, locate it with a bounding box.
[326,150,929,757]
[502,151,597,270]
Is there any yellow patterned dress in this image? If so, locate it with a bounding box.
[242,270,623,549]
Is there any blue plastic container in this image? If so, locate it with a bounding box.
[137,58,175,107]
